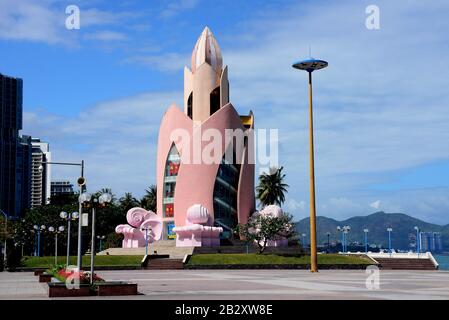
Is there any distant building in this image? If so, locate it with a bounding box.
[31,138,51,207]
[51,181,74,197]
[16,135,32,215]
[0,73,32,219]
[420,232,443,253]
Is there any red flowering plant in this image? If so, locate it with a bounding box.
[47,264,104,284]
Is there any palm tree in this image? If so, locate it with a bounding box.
[140,185,157,212]
[256,166,289,207]
[119,192,139,212]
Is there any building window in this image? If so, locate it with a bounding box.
[210,86,220,116]
[187,93,193,119]
[163,143,180,218]
[213,152,240,238]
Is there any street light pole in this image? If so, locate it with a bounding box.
[60,211,79,266]
[326,232,330,253]
[77,160,84,272]
[79,192,112,284]
[0,210,7,268]
[39,160,84,269]
[293,55,328,273]
[364,229,369,254]
[387,227,393,257]
[414,226,420,258]
[90,205,96,284]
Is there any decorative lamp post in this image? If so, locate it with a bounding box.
[38,160,85,269]
[414,226,420,258]
[60,211,79,266]
[293,53,328,273]
[0,210,7,268]
[96,235,105,253]
[337,226,350,253]
[79,192,112,284]
[48,226,65,265]
[363,229,369,254]
[140,226,153,256]
[387,227,393,257]
[33,225,46,257]
[326,232,331,253]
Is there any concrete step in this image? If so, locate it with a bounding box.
[145,258,184,270]
[375,258,436,270]
[98,240,194,259]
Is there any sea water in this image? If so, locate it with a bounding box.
[434,255,449,270]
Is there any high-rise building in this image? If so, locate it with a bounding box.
[50,180,74,197]
[31,138,51,207]
[0,73,31,219]
[156,27,255,241]
[16,135,32,215]
[420,232,443,253]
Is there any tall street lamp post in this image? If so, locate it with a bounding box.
[60,211,79,266]
[387,227,393,257]
[414,226,420,258]
[97,235,105,253]
[79,192,112,284]
[48,226,65,265]
[140,226,152,256]
[33,225,46,257]
[337,226,350,253]
[326,232,330,253]
[364,229,369,253]
[39,160,85,270]
[293,54,328,273]
[0,210,7,268]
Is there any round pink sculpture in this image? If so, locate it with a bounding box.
[173,204,223,247]
[257,205,288,247]
[115,207,163,248]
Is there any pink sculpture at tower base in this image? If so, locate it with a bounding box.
[115,207,163,248]
[173,204,223,247]
[259,205,288,247]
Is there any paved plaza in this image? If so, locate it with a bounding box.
[1,269,449,300]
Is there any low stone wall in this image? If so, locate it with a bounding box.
[184,263,373,270]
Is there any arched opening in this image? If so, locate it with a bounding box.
[210,86,220,116]
[187,92,193,119]
[163,143,180,240]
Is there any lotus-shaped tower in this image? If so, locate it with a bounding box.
[156,27,255,244]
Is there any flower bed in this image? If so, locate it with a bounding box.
[44,264,138,297]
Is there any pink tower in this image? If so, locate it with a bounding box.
[156,27,255,243]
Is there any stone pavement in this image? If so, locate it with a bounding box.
[1,269,449,300]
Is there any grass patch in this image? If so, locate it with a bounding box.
[187,254,373,265]
[21,255,143,268]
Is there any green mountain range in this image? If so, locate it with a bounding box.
[294,211,449,250]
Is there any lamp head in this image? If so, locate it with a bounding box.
[99,193,113,205]
[292,58,328,72]
[60,211,68,219]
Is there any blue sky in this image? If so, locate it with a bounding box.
[1,0,449,224]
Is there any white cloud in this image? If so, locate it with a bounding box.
[370,200,381,210]
[0,0,136,45]
[160,0,201,18]
[24,91,183,198]
[84,31,128,41]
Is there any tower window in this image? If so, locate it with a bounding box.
[187,93,193,119]
[210,86,220,116]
